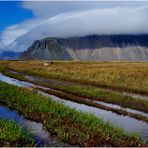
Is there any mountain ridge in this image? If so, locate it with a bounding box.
[20,35,148,61]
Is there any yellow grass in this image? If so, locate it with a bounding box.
[5,60,148,94]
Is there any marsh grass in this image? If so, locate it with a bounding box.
[1,69,148,122]
[0,81,144,146]
[0,118,34,146]
[0,61,10,71]
[3,69,148,114]
[7,61,148,95]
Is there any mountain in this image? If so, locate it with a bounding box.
[21,35,148,61]
[0,51,21,60]
[21,39,72,60]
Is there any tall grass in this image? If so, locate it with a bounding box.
[0,61,10,71]
[7,61,148,94]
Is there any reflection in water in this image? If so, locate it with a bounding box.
[0,73,33,88]
[40,91,148,143]
[0,73,148,143]
[0,105,69,147]
[4,71,148,117]
[0,105,49,146]
[93,100,148,118]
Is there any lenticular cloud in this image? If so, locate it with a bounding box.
[1,6,148,51]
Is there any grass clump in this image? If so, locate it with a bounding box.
[0,118,35,147]
[0,81,144,147]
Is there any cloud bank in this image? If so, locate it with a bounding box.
[1,2,148,51]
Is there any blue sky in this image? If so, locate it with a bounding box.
[0,1,148,51]
[0,1,147,32]
[0,1,33,33]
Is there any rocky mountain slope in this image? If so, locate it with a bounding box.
[21,35,148,61]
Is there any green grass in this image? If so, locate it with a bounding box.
[2,70,27,81]
[0,118,34,147]
[39,81,148,113]
[0,81,144,146]
[2,70,148,123]
[3,70,148,114]
[49,84,148,113]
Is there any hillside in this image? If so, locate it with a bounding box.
[21,35,148,61]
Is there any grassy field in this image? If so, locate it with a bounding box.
[0,81,144,147]
[2,67,148,114]
[0,60,148,146]
[1,69,148,123]
[0,61,10,71]
[0,118,34,146]
[5,61,148,95]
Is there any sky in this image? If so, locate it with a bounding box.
[0,1,148,52]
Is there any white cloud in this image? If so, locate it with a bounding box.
[1,3,148,52]
[1,24,27,46]
[0,18,44,49]
[22,1,148,17]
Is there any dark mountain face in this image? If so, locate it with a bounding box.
[59,35,148,48]
[0,51,21,60]
[21,38,72,60]
[21,35,148,61]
